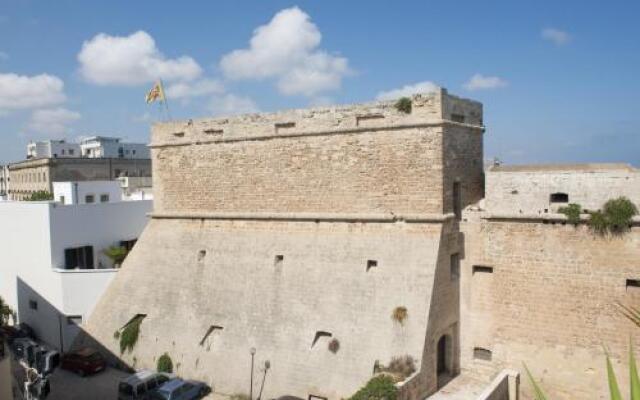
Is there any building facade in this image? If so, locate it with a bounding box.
[0,198,151,352]
[27,140,81,159]
[81,89,485,399]
[7,157,151,200]
[80,136,150,159]
[0,165,8,200]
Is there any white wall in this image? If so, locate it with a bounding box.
[486,164,640,214]
[53,181,123,205]
[0,200,151,350]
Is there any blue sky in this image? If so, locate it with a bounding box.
[1,0,639,165]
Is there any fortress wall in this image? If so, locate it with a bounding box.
[442,124,485,215]
[82,218,453,399]
[151,126,447,215]
[461,217,640,399]
[486,165,640,214]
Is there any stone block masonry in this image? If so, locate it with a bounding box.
[80,88,485,400]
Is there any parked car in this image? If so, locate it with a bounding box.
[60,347,106,376]
[118,369,176,400]
[149,378,210,400]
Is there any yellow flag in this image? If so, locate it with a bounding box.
[145,81,165,104]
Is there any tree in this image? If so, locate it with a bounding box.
[27,191,53,201]
[0,295,15,327]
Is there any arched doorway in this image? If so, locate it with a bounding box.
[436,334,451,389]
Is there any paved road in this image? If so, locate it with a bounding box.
[47,367,129,400]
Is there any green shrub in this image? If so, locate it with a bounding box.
[119,315,145,354]
[157,353,173,373]
[558,203,582,225]
[104,246,129,266]
[348,375,398,400]
[394,97,412,114]
[603,197,638,233]
[588,197,638,235]
[27,191,53,201]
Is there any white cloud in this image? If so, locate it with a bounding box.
[27,108,81,135]
[0,73,66,111]
[541,28,571,46]
[78,31,202,86]
[463,74,508,91]
[219,7,351,97]
[376,81,439,101]
[165,79,224,99]
[208,94,259,116]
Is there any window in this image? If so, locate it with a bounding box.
[473,265,493,274]
[204,129,223,135]
[451,113,465,123]
[64,246,94,269]
[61,149,65,155]
[473,347,492,361]
[132,150,136,155]
[550,193,569,203]
[311,331,332,348]
[453,181,462,220]
[450,253,460,280]
[366,260,378,271]
[275,255,284,266]
[69,149,74,155]
[120,239,138,252]
[100,194,110,203]
[59,196,65,205]
[627,279,640,291]
[29,300,38,310]
[85,194,95,204]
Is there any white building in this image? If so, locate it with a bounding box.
[53,180,153,204]
[80,136,150,159]
[27,140,81,159]
[0,197,151,351]
[0,165,8,200]
[53,181,123,205]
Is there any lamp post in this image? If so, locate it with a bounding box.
[249,347,256,400]
[257,360,271,400]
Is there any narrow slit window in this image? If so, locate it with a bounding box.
[473,347,492,361]
[173,132,185,138]
[275,255,284,266]
[450,253,460,280]
[473,265,493,274]
[627,279,640,291]
[366,260,378,271]
[199,325,224,347]
[275,122,296,133]
[311,331,332,348]
[198,250,207,262]
[550,193,569,203]
[356,114,384,127]
[204,129,223,135]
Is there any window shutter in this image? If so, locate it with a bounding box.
[85,246,94,269]
[65,249,75,269]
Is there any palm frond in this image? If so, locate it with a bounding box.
[523,363,549,400]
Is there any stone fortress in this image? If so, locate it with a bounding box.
[80,88,640,400]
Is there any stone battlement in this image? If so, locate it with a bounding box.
[151,88,483,147]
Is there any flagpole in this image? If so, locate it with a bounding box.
[159,78,172,121]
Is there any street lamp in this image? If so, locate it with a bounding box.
[257,360,271,400]
[249,347,256,400]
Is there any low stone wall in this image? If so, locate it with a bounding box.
[476,370,519,400]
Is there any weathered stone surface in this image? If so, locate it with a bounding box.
[80,89,484,400]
